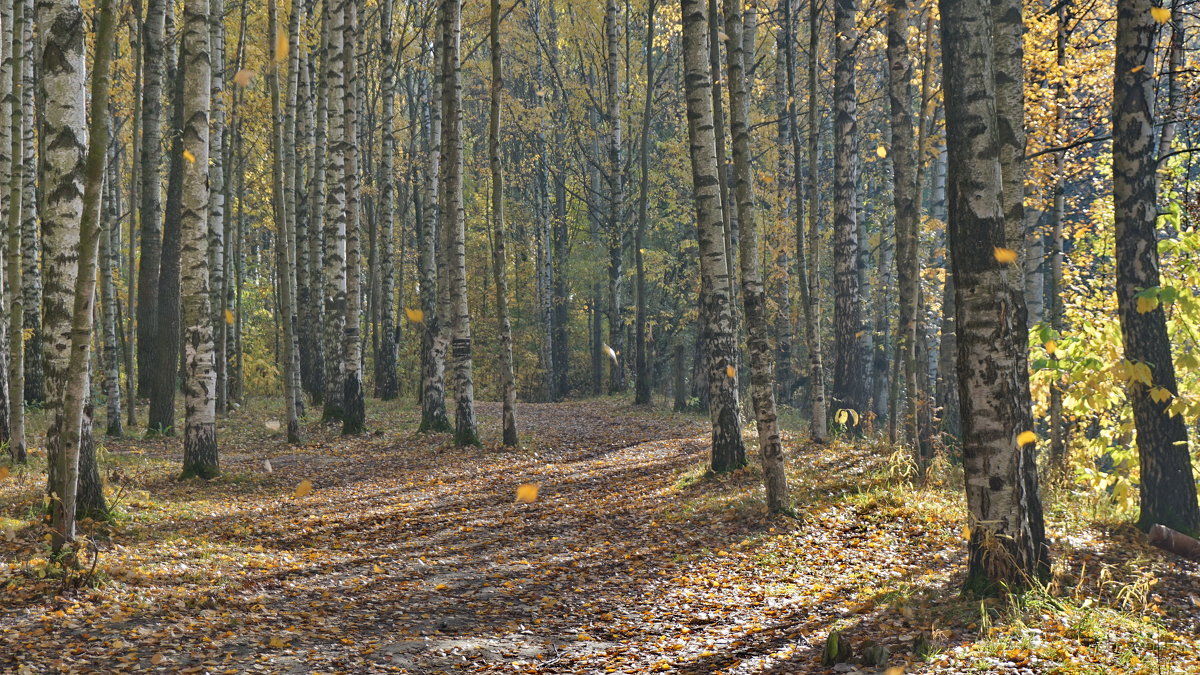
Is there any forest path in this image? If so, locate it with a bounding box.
[7,399,1195,673]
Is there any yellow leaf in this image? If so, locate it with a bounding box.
[268,637,288,648]
[224,308,235,325]
[1137,295,1158,314]
[876,145,887,158]
[1130,64,1146,73]
[435,583,449,591]
[404,307,424,323]
[1149,386,1173,403]
[182,149,196,164]
[294,479,313,498]
[725,365,736,378]
[373,564,385,573]
[993,247,1018,264]
[884,667,906,675]
[232,69,254,86]
[835,409,848,425]
[1150,6,1170,23]
[1017,430,1037,446]
[963,525,971,540]
[0,466,9,481]
[1044,340,1057,355]
[516,483,539,503]
[1132,361,1153,385]
[253,544,265,552]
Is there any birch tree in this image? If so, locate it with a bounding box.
[136,0,168,397]
[5,0,25,462]
[681,0,746,473]
[489,0,517,446]
[1112,0,1200,534]
[322,0,348,421]
[341,0,366,435]
[939,0,1049,592]
[179,0,218,478]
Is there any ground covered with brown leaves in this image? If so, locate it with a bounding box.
[1,398,1198,673]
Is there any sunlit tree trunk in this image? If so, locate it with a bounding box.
[1112,0,1200,534]
[179,0,218,478]
[441,0,478,446]
[681,0,746,473]
[727,0,787,512]
[604,0,627,394]
[489,0,518,446]
[0,0,12,458]
[940,0,1049,592]
[1048,5,1069,472]
[46,0,113,551]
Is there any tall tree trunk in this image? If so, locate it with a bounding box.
[417,11,450,432]
[1112,0,1200,534]
[1048,4,1068,472]
[375,0,400,401]
[269,0,302,445]
[0,0,13,459]
[831,0,866,419]
[604,0,627,394]
[341,0,365,434]
[727,0,788,512]
[489,0,518,446]
[148,39,187,435]
[633,0,657,406]
[681,0,746,473]
[46,0,114,551]
[322,0,347,421]
[179,0,217,478]
[789,0,827,442]
[136,0,168,398]
[5,0,26,462]
[102,134,123,437]
[441,0,478,446]
[19,0,40,408]
[940,0,1049,592]
[209,0,227,414]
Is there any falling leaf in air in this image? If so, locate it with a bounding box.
[1017,430,1037,446]
[725,365,736,378]
[516,483,539,503]
[876,144,887,158]
[404,307,425,323]
[294,479,313,498]
[0,466,9,481]
[233,68,254,86]
[182,149,196,164]
[262,459,273,473]
[993,247,1018,264]
[224,308,235,325]
[1130,64,1146,73]
[1150,6,1170,23]
[435,583,449,591]
[265,420,282,432]
[603,343,618,364]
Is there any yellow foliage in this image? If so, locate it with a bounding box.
[516,483,539,503]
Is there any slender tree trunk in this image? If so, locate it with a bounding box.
[681,0,746,473]
[179,0,217,478]
[47,0,114,552]
[209,0,227,414]
[417,12,450,432]
[442,0,478,446]
[5,0,26,462]
[102,136,123,437]
[322,0,347,421]
[831,0,866,419]
[269,0,302,445]
[604,0,627,394]
[633,0,657,406]
[375,0,400,401]
[0,0,13,459]
[341,0,366,434]
[19,0,40,408]
[489,0,518,446]
[1048,5,1068,472]
[1112,0,1200,534]
[940,0,1049,592]
[727,0,787,512]
[136,0,167,398]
